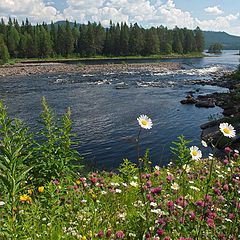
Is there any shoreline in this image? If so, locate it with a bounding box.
[0,62,182,78]
[181,70,240,151]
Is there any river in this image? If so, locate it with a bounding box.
[0,50,239,169]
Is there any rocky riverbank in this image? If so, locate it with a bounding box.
[0,62,182,77]
[181,70,239,115]
[181,69,240,151]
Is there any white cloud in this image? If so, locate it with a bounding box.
[0,0,63,23]
[154,0,194,28]
[1,0,240,36]
[61,0,195,29]
[196,13,240,34]
[204,6,223,15]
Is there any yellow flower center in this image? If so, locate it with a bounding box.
[173,185,177,188]
[192,150,197,156]
[223,128,230,134]
[141,120,147,126]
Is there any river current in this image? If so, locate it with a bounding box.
[0,50,239,169]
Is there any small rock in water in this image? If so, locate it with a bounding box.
[195,101,215,108]
[180,95,197,104]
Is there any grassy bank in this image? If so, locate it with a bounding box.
[6,52,205,65]
[0,99,239,240]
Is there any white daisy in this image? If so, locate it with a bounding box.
[150,202,157,207]
[155,165,160,171]
[116,189,122,193]
[137,114,153,129]
[183,164,190,173]
[190,186,200,191]
[171,182,179,190]
[201,140,208,147]
[219,123,236,138]
[130,181,138,187]
[0,201,5,206]
[209,153,214,160]
[190,146,202,160]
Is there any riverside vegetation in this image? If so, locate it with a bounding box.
[0,18,205,65]
[0,98,240,240]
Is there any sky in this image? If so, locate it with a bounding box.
[1,0,240,36]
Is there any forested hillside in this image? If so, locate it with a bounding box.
[203,31,240,50]
[0,18,205,61]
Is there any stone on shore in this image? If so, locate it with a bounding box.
[0,62,183,78]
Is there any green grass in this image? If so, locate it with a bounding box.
[0,99,239,240]
[7,52,205,64]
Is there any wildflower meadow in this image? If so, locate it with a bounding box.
[0,98,240,240]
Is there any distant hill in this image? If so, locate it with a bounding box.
[203,31,240,50]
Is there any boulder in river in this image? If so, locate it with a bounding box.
[180,95,197,104]
[195,100,215,108]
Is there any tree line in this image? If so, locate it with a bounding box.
[0,18,205,63]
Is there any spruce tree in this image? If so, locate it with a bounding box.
[56,24,66,56]
[72,22,80,54]
[95,22,105,55]
[78,24,88,57]
[86,22,96,57]
[65,20,74,56]
[7,28,20,57]
[129,23,144,55]
[38,26,53,58]
[120,23,129,56]
[50,21,58,54]
[143,27,159,55]
[195,26,205,52]
[0,40,9,64]
[172,28,183,54]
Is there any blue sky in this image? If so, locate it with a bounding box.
[1,0,240,35]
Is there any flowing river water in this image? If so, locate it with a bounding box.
[0,50,239,169]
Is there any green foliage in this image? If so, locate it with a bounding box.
[170,135,191,167]
[0,100,36,210]
[0,42,10,65]
[0,18,204,60]
[195,26,205,52]
[121,61,127,65]
[231,65,240,80]
[203,30,240,50]
[118,159,137,182]
[78,63,85,67]
[208,43,223,53]
[31,97,82,184]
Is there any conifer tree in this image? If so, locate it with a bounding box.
[143,27,159,55]
[195,26,205,52]
[0,38,9,64]
[129,23,144,55]
[172,27,183,54]
[0,18,6,36]
[95,22,105,55]
[72,21,80,54]
[78,24,88,57]
[7,28,20,57]
[38,26,52,57]
[65,20,74,56]
[50,21,58,54]
[86,22,96,56]
[120,23,129,56]
[56,24,66,56]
